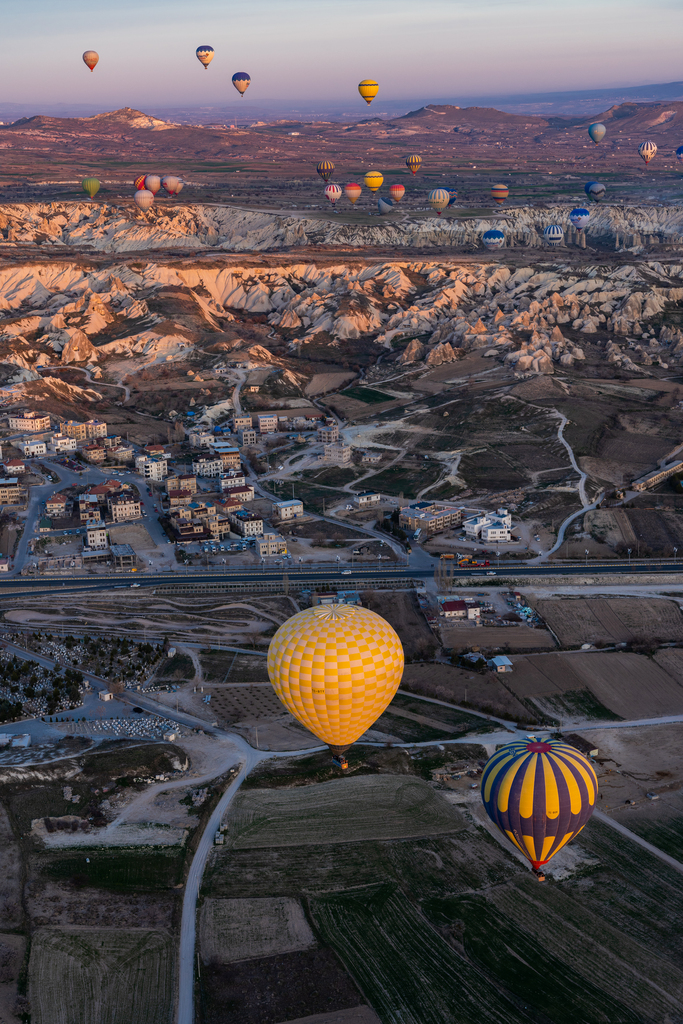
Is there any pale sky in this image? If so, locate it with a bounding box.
[4,0,682,110]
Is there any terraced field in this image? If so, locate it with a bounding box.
[28,927,174,1024]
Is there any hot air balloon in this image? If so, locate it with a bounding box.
[677,145,683,166]
[174,179,185,196]
[406,155,422,176]
[639,141,657,165]
[544,224,564,246]
[82,51,99,72]
[134,174,147,191]
[232,72,251,97]
[82,177,100,199]
[481,737,598,878]
[364,171,384,193]
[491,184,509,205]
[588,122,606,144]
[317,161,335,183]
[345,182,362,205]
[134,189,154,212]
[144,174,161,195]
[358,80,379,105]
[325,183,342,208]
[378,197,394,215]
[482,229,505,250]
[267,604,404,765]
[569,207,590,230]
[428,188,450,215]
[389,184,405,203]
[447,189,458,207]
[161,175,180,197]
[584,181,605,202]
[196,45,214,70]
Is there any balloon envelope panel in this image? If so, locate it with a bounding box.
[267,604,404,750]
[639,141,657,164]
[481,739,598,869]
[406,155,422,175]
[317,161,335,182]
[544,225,564,245]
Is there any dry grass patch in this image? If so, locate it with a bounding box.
[199,897,316,964]
[441,624,555,652]
[533,597,683,646]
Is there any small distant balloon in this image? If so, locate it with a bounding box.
[405,155,422,176]
[378,196,394,215]
[144,174,161,195]
[569,207,590,230]
[358,80,379,105]
[389,184,405,203]
[428,188,450,215]
[324,183,342,208]
[161,175,180,197]
[232,72,251,96]
[585,181,605,202]
[345,182,362,205]
[482,229,505,250]
[81,177,100,199]
[588,122,606,144]
[196,45,215,70]
[174,179,185,196]
[447,189,458,207]
[134,174,147,191]
[364,171,384,193]
[82,51,99,72]
[134,189,154,212]
[317,161,335,182]
[676,145,683,166]
[639,140,657,165]
[491,184,509,205]
[544,224,564,246]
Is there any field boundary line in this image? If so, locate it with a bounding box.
[593,809,683,876]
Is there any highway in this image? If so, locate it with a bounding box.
[1,558,683,598]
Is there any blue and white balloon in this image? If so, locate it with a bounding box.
[676,145,683,166]
[482,229,505,250]
[544,225,564,247]
[569,207,591,231]
[584,182,605,202]
[377,196,394,215]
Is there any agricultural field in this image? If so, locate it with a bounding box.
[361,591,436,660]
[508,650,683,720]
[199,897,316,964]
[440,624,556,652]
[400,663,530,720]
[28,927,174,1024]
[223,775,462,849]
[622,508,683,555]
[532,597,683,646]
[374,693,499,743]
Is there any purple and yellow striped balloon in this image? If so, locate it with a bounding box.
[481,738,598,870]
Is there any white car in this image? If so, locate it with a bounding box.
[341,569,352,575]
[486,571,496,576]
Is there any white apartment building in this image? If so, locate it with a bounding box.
[189,429,214,448]
[219,470,247,490]
[23,440,46,457]
[354,492,381,508]
[233,415,253,431]
[227,510,264,536]
[192,456,223,478]
[257,414,278,434]
[108,495,142,523]
[135,455,168,481]
[272,499,304,521]
[238,428,258,446]
[463,508,512,543]
[321,443,352,466]
[47,433,78,453]
[84,521,108,550]
[9,412,50,432]
[317,423,339,443]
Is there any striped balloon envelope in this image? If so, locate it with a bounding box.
[491,184,509,204]
[389,184,405,203]
[481,738,598,871]
[544,224,564,246]
[638,140,657,165]
[428,188,450,215]
[405,155,422,175]
[316,161,335,182]
[344,182,362,204]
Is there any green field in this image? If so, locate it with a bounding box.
[39,848,184,891]
[225,775,461,849]
[353,464,442,498]
[29,927,174,1024]
[342,387,394,404]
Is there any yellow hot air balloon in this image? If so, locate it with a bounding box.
[268,604,404,764]
[358,80,379,105]
[364,171,383,193]
[406,155,422,175]
[82,177,100,199]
